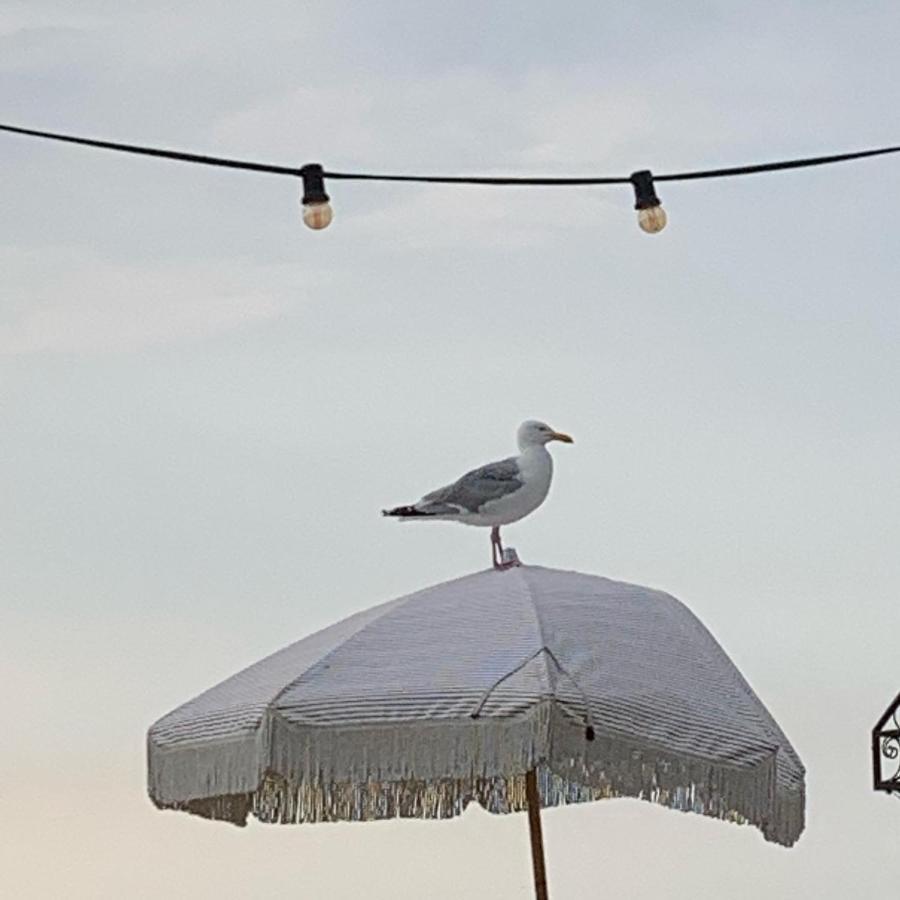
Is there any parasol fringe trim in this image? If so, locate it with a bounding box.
[149,722,803,846]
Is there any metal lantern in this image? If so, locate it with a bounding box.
[873,692,900,794]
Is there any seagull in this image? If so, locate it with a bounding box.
[382,420,573,570]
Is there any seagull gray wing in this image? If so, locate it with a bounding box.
[417,456,524,514]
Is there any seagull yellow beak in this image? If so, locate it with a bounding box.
[550,431,574,444]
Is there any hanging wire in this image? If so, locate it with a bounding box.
[3,121,899,233]
[3,121,899,185]
[0,122,305,177]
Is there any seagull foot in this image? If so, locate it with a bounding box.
[493,547,521,570]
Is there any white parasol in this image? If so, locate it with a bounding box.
[148,565,805,898]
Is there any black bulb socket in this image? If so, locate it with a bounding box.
[630,169,662,210]
[300,163,330,205]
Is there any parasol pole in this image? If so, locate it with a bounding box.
[525,768,549,900]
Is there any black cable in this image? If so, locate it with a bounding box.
[0,122,304,177]
[654,145,900,181]
[2,120,899,186]
[323,171,629,185]
[326,146,900,184]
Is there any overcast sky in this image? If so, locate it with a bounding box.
[2,2,900,898]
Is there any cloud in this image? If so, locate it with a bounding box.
[0,247,310,354]
[0,3,99,39]
[206,70,665,250]
[339,182,619,251]
[206,61,836,252]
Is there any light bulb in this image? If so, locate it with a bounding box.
[302,200,334,230]
[630,169,667,235]
[299,163,333,231]
[637,205,667,234]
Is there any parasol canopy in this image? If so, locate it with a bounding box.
[148,566,805,850]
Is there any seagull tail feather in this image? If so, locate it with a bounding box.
[382,505,433,518]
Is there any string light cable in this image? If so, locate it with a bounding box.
[2,121,899,233]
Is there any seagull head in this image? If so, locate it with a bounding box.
[517,420,574,451]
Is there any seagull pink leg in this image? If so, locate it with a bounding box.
[491,527,502,569]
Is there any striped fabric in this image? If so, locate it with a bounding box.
[147,566,805,846]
